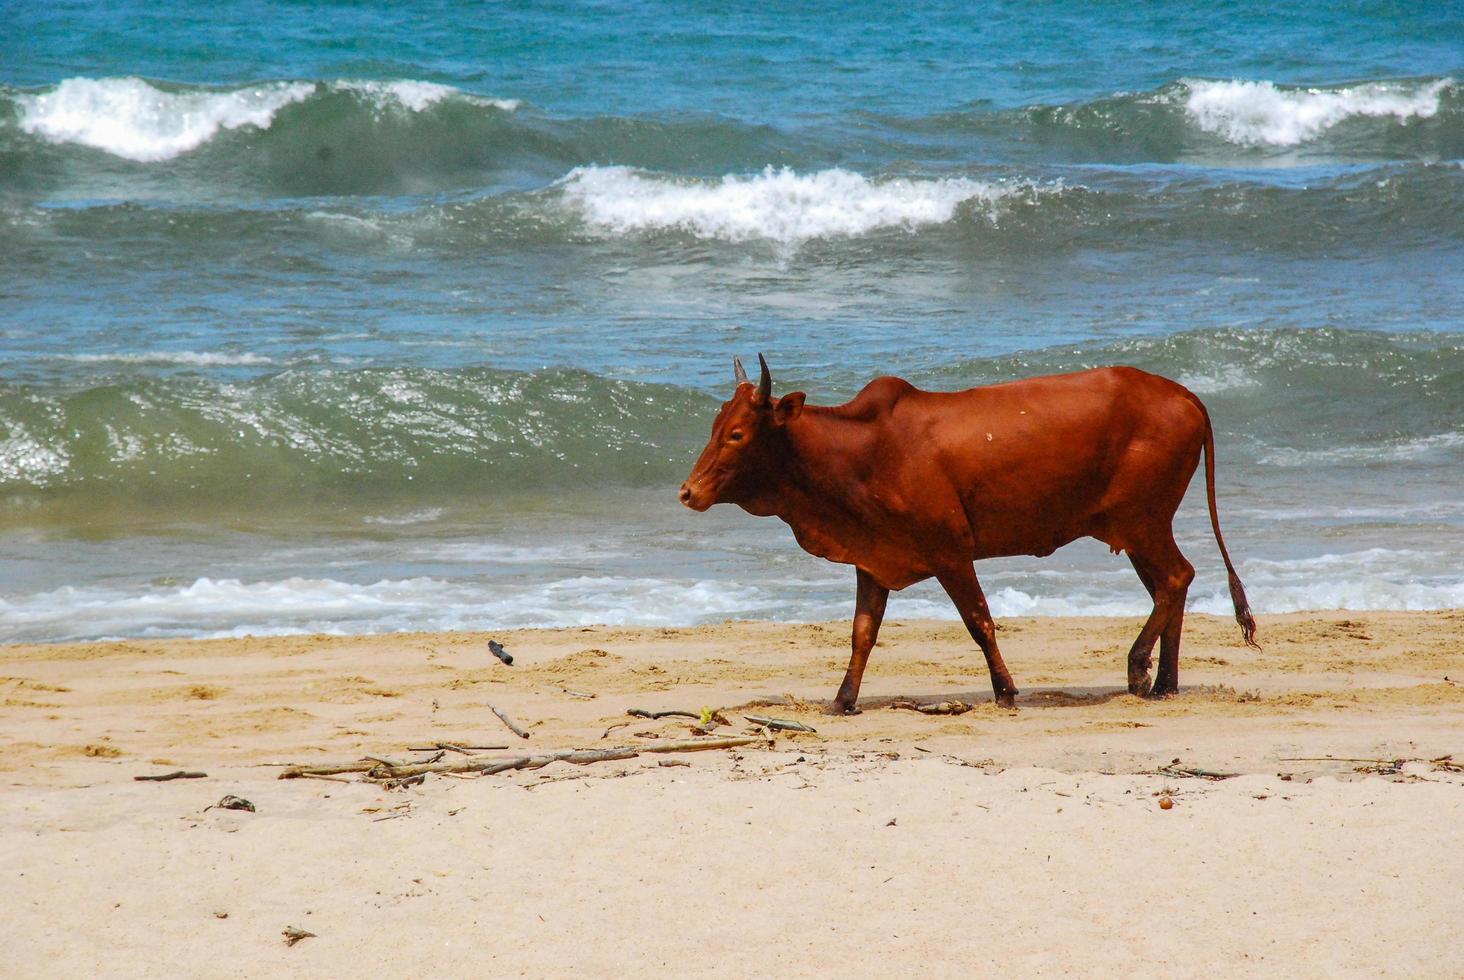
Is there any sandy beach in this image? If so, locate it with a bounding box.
[2,609,1462,977]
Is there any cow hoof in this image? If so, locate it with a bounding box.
[828,701,862,716]
[995,692,1017,709]
[1148,680,1178,699]
[1128,673,1153,698]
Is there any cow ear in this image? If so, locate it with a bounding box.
[773,391,805,425]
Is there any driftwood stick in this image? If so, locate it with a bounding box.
[134,770,207,781]
[295,773,352,784]
[743,714,818,733]
[1278,757,1407,764]
[363,755,406,769]
[406,743,510,753]
[491,705,531,739]
[627,708,701,721]
[276,760,380,777]
[280,736,760,780]
[891,699,972,716]
[1157,765,1241,780]
[488,640,513,666]
[1279,755,1461,773]
[563,689,596,700]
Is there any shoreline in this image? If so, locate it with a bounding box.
[5,609,1462,976]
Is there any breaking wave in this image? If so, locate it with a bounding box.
[6,160,1456,259]
[11,76,518,163]
[557,165,1036,243]
[1182,77,1453,147]
[3,75,1458,203]
[1,328,1458,525]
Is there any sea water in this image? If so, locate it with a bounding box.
[1,2,1460,640]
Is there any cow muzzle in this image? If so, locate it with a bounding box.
[678,481,712,512]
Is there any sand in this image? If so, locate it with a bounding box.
[3,610,1463,977]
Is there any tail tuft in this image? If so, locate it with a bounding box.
[1228,568,1259,649]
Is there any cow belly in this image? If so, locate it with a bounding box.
[787,517,947,591]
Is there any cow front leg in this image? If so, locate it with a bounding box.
[937,565,1019,708]
[832,568,888,714]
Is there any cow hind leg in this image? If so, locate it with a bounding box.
[937,565,1019,708]
[1125,536,1194,698]
[1125,555,1160,696]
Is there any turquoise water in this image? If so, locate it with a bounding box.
[2,3,1461,639]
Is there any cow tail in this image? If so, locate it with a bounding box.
[1200,408,1259,649]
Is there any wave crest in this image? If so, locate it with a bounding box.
[13,76,519,163]
[1182,77,1452,147]
[557,165,1032,243]
[17,77,317,161]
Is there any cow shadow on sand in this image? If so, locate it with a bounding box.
[844,684,1167,714]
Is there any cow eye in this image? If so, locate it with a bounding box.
[728,430,744,443]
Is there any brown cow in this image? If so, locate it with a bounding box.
[679,354,1257,712]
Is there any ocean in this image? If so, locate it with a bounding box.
[1,2,1460,641]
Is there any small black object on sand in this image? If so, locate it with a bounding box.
[488,640,513,666]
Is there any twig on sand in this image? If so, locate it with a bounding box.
[134,770,207,782]
[890,699,972,716]
[563,689,596,699]
[600,721,633,739]
[628,708,701,721]
[491,705,531,739]
[407,743,509,754]
[744,714,817,733]
[488,640,513,666]
[1155,765,1240,781]
[1278,755,1463,775]
[279,736,762,781]
[296,773,352,784]
[364,755,407,769]
[282,926,316,947]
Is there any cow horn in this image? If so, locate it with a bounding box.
[733,356,748,386]
[756,353,772,402]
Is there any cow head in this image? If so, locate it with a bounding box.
[679,353,806,512]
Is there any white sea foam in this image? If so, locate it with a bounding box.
[336,79,457,111]
[558,165,1023,243]
[0,428,69,485]
[17,77,316,161]
[362,508,446,526]
[335,79,518,112]
[1191,580,1464,616]
[1183,77,1452,146]
[59,351,275,367]
[0,574,781,642]
[1176,365,1260,394]
[5,542,1460,642]
[1260,431,1464,466]
[16,77,518,162]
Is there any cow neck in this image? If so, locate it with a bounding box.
[746,407,878,558]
